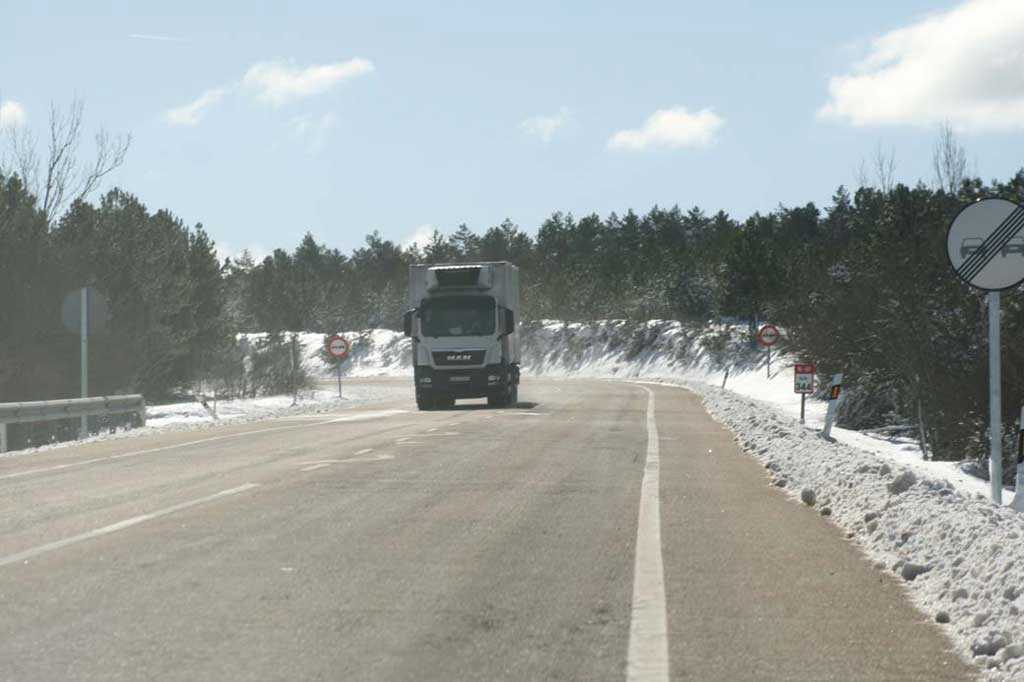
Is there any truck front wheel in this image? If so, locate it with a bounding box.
[416,392,435,411]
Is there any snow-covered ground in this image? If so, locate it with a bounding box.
[3,382,410,459]
[692,385,1024,679]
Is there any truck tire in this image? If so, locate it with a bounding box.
[487,391,505,408]
[416,393,434,411]
[437,396,456,410]
[509,384,519,407]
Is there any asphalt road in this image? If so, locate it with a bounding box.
[0,378,974,681]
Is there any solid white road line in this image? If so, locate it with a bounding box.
[0,483,260,568]
[356,448,374,455]
[627,385,669,682]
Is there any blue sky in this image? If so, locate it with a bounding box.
[2,0,1023,258]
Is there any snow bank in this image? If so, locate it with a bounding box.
[239,330,411,378]
[691,385,1024,679]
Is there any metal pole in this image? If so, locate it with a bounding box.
[767,345,771,379]
[80,287,89,439]
[800,394,806,425]
[337,363,342,399]
[290,334,297,406]
[990,291,1003,504]
[0,423,7,453]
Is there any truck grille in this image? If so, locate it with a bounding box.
[432,350,486,366]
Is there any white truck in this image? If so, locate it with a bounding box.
[403,262,520,410]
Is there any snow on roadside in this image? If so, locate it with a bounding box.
[690,383,1024,679]
[239,330,411,378]
[2,384,408,459]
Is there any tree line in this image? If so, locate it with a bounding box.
[3,114,1024,465]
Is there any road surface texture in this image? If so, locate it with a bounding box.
[0,378,974,681]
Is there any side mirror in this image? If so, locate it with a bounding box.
[503,308,515,336]
[403,310,415,337]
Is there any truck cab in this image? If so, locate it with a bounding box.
[404,262,520,410]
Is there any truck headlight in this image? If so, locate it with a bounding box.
[487,375,499,383]
[419,377,432,384]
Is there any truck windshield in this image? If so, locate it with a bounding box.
[420,296,496,337]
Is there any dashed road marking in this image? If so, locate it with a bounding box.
[0,411,407,483]
[0,483,260,568]
[300,463,333,472]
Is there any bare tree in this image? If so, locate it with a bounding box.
[854,144,897,192]
[3,98,130,225]
[872,143,897,193]
[933,121,967,194]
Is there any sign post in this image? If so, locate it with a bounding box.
[794,363,815,425]
[821,373,843,440]
[757,324,781,378]
[326,335,351,398]
[946,197,1024,504]
[61,287,108,440]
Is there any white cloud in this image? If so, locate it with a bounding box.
[288,112,337,153]
[242,58,374,106]
[401,224,437,250]
[608,107,723,151]
[519,107,570,143]
[0,99,27,129]
[819,0,1024,131]
[164,87,225,126]
[128,33,187,42]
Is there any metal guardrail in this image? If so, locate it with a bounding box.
[0,395,146,453]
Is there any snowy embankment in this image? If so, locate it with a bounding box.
[697,386,1024,678]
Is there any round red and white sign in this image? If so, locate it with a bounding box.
[326,335,350,360]
[757,324,781,347]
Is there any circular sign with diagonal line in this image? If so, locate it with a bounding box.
[947,198,1024,291]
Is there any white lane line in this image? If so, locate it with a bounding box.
[0,410,406,482]
[356,448,374,455]
[301,463,333,472]
[627,385,669,682]
[324,410,408,423]
[299,453,394,467]
[0,483,260,568]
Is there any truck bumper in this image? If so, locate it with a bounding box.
[414,364,518,399]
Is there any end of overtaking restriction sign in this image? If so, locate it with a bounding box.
[947,197,1024,291]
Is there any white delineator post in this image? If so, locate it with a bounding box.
[990,291,1003,504]
[80,287,89,440]
[1011,407,1024,512]
[821,373,843,440]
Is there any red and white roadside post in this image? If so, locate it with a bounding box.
[794,363,815,425]
[757,324,781,378]
[326,335,351,399]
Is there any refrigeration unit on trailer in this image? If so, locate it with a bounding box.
[403,262,520,410]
